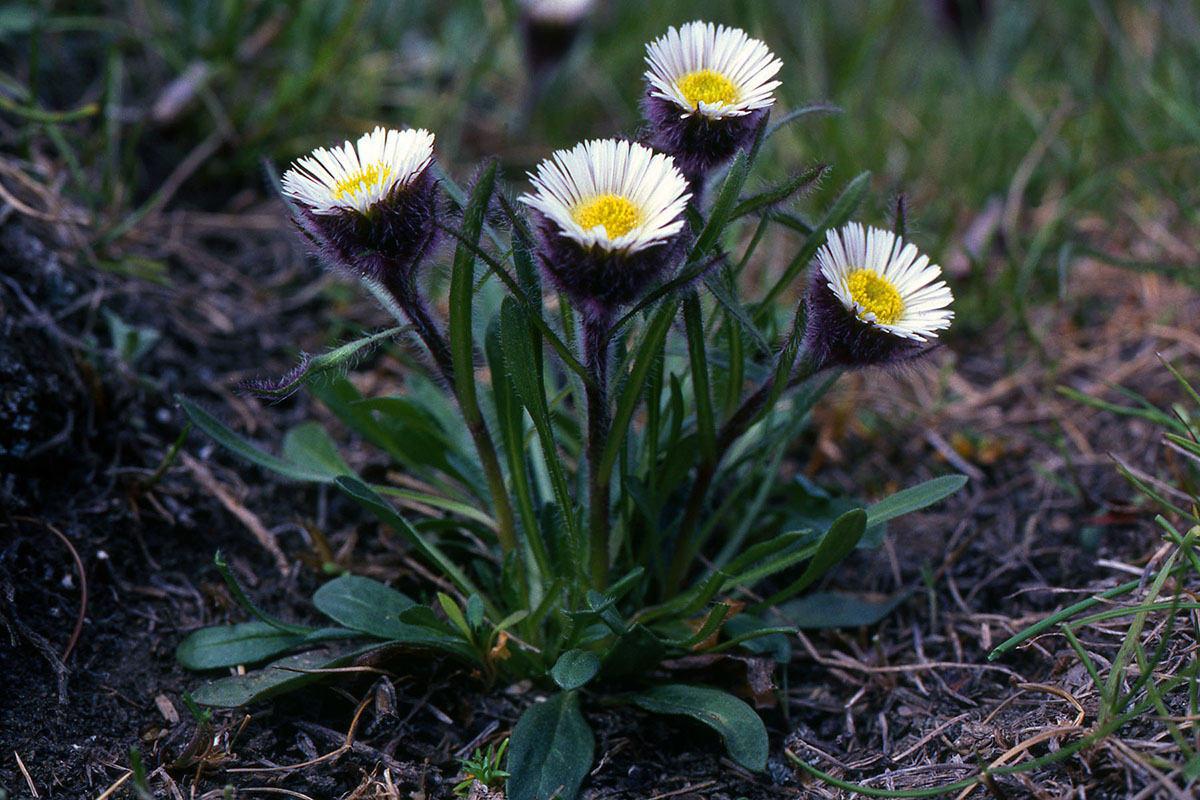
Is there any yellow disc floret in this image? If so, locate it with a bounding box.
[572,193,642,239]
[676,69,740,107]
[334,163,392,201]
[846,269,905,325]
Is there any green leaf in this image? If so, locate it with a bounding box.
[239,326,404,399]
[759,170,871,313]
[466,594,485,630]
[449,158,497,416]
[507,692,594,800]
[601,624,666,678]
[313,575,416,636]
[438,592,473,640]
[719,532,807,581]
[731,163,829,220]
[190,645,381,707]
[758,509,868,608]
[104,308,160,364]
[310,581,477,660]
[702,272,772,355]
[691,148,750,258]
[551,649,601,691]
[683,292,716,464]
[333,475,486,603]
[668,603,733,649]
[777,591,909,629]
[179,396,329,482]
[864,475,967,527]
[722,614,792,664]
[598,298,679,485]
[633,684,768,772]
[485,313,551,577]
[500,297,584,568]
[281,422,353,479]
[176,622,309,670]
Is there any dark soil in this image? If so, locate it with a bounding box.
[2,180,1198,800]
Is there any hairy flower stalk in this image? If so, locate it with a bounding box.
[283,127,518,557]
[282,127,451,370]
[520,138,690,587]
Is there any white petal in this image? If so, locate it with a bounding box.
[814,222,954,341]
[519,139,690,254]
[281,126,435,215]
[644,21,783,120]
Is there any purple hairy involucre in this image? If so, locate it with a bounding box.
[803,279,934,371]
[641,95,765,184]
[290,168,439,283]
[529,208,687,320]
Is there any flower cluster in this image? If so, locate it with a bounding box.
[189,20,966,799]
[279,21,953,375]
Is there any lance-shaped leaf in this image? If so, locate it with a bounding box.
[758,508,867,609]
[190,644,382,707]
[177,623,360,670]
[777,591,909,630]
[333,475,486,604]
[633,684,768,771]
[864,475,968,527]
[180,397,329,482]
[759,170,871,313]
[507,691,594,800]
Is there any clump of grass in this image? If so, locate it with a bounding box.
[789,357,1200,795]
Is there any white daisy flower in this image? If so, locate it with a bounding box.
[519,138,691,253]
[521,0,593,25]
[281,126,435,216]
[817,222,954,341]
[644,21,783,120]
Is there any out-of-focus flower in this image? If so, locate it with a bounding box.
[520,0,595,77]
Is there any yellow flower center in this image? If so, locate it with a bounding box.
[333,163,392,201]
[676,69,740,107]
[572,193,642,239]
[846,269,905,325]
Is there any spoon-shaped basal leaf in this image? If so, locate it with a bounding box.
[633,684,767,772]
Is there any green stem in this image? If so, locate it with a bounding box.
[584,313,612,590]
[664,356,820,595]
[381,271,520,559]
